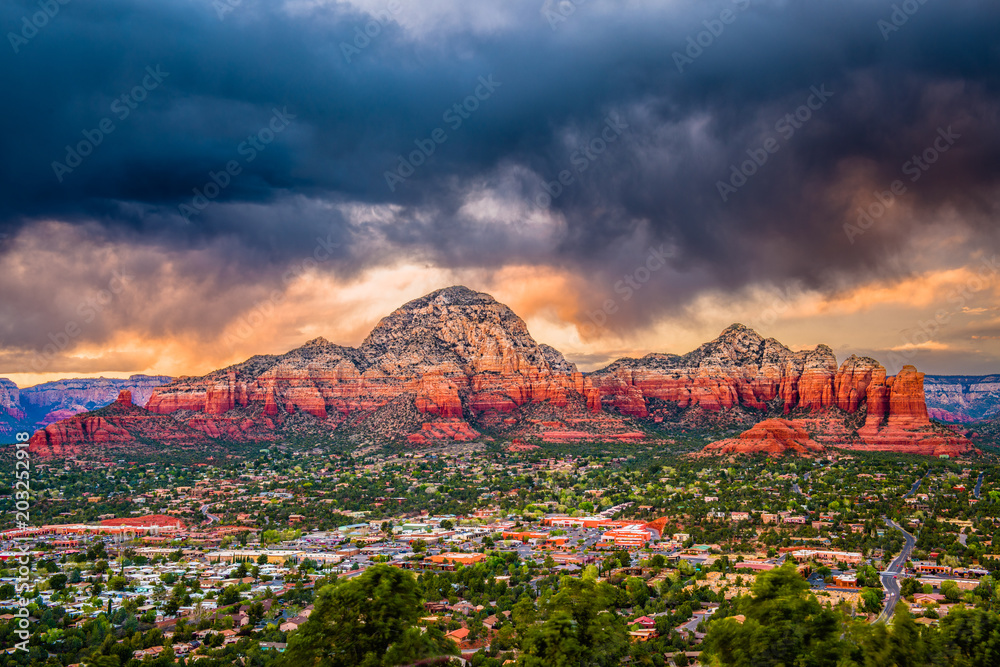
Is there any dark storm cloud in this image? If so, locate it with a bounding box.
[2,0,1000,343]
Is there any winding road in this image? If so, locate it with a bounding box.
[201,503,220,525]
[875,518,916,624]
[903,472,927,500]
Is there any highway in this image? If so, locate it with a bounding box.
[875,518,916,624]
[974,470,985,499]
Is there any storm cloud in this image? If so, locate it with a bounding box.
[2,0,999,379]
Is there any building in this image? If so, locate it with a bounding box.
[831,574,858,588]
[427,553,485,566]
[913,561,952,575]
[790,549,863,565]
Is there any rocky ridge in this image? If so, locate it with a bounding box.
[28,391,218,459]
[26,287,977,458]
[924,375,1000,422]
[0,374,172,436]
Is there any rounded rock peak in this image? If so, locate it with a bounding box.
[302,337,333,347]
[416,285,497,307]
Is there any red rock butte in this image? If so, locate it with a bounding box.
[701,418,826,456]
[28,287,975,458]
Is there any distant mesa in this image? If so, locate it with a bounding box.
[25,286,977,458]
[29,390,219,459]
[0,374,173,437]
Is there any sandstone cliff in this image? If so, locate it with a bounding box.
[0,374,173,437]
[28,288,975,458]
[28,390,217,458]
[142,286,612,446]
[0,379,25,436]
[924,374,1000,422]
[701,418,826,456]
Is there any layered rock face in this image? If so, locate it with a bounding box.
[594,326,973,455]
[0,379,25,436]
[143,286,602,443]
[30,287,974,458]
[702,418,826,456]
[0,374,173,436]
[591,325,841,416]
[29,390,217,458]
[924,374,1000,422]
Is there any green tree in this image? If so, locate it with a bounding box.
[280,564,457,667]
[703,562,850,666]
[857,605,932,667]
[518,577,628,666]
[861,587,883,615]
[48,573,68,591]
[626,576,650,608]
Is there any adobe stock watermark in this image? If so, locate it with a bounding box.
[51,66,169,183]
[877,0,932,41]
[223,232,342,347]
[673,0,750,73]
[340,0,403,63]
[581,245,673,335]
[7,0,71,54]
[884,254,997,372]
[30,269,133,372]
[844,125,959,244]
[531,113,629,211]
[717,84,834,202]
[383,75,501,192]
[541,0,590,31]
[179,107,296,220]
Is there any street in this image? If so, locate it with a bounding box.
[875,518,916,624]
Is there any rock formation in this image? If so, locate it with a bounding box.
[29,390,217,458]
[0,379,25,436]
[0,374,173,436]
[27,287,976,458]
[923,374,1000,422]
[596,327,974,456]
[702,419,826,456]
[143,286,607,445]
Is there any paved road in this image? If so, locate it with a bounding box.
[794,463,827,497]
[201,503,220,525]
[974,470,985,499]
[903,472,927,500]
[678,608,715,634]
[875,518,916,624]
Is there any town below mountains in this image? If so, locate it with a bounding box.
[3,288,1000,665]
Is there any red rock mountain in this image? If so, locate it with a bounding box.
[0,374,173,437]
[137,286,613,445]
[701,419,826,456]
[592,325,973,455]
[28,287,975,457]
[29,390,217,459]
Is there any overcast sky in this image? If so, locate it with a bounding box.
[2,0,999,387]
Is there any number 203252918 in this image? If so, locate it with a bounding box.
[13,432,30,528]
